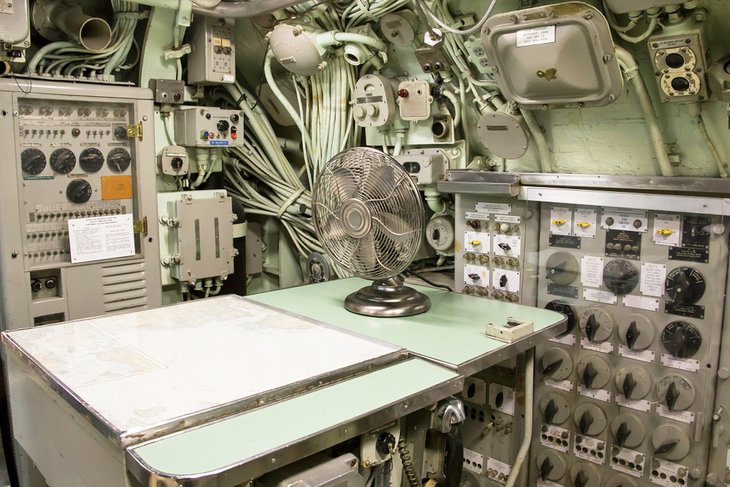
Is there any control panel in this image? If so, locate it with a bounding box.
[530,196,728,487]
[173,106,243,147]
[0,79,161,329]
[187,16,236,85]
[455,194,538,304]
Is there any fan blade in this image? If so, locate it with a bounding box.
[374,211,417,244]
[352,233,378,275]
[330,167,358,202]
[317,212,348,241]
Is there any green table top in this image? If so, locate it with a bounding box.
[252,278,567,375]
[126,358,461,485]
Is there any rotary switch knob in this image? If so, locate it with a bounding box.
[651,424,691,461]
[545,252,579,286]
[618,315,654,350]
[573,403,606,436]
[614,366,651,400]
[580,308,613,342]
[656,375,695,411]
[536,450,566,482]
[570,463,600,487]
[610,414,646,448]
[661,321,702,358]
[541,348,573,380]
[665,267,705,304]
[545,300,577,335]
[602,259,639,295]
[576,355,610,389]
[540,393,570,424]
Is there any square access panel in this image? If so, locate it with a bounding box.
[480,2,623,109]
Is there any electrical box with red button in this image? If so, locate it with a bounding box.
[173,107,244,148]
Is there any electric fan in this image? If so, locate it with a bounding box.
[312,147,431,317]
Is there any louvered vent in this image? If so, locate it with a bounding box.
[101,261,149,313]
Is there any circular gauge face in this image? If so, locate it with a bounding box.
[603,259,639,295]
[665,267,705,304]
[107,148,132,173]
[544,300,577,335]
[50,148,76,174]
[79,147,105,173]
[661,321,702,358]
[545,252,579,286]
[66,179,93,204]
[20,148,46,175]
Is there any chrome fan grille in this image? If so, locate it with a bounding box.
[312,147,425,281]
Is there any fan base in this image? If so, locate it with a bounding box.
[345,278,431,318]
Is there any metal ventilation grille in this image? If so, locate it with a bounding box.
[101,261,149,313]
[313,148,424,281]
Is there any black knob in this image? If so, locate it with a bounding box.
[616,422,631,447]
[622,373,637,400]
[544,399,559,424]
[574,470,589,487]
[375,432,395,455]
[625,320,640,349]
[432,228,441,241]
[582,362,598,388]
[498,242,511,252]
[44,278,57,289]
[579,410,594,435]
[584,314,598,341]
[655,439,680,454]
[230,113,240,123]
[30,279,42,293]
[499,275,508,287]
[539,458,554,480]
[171,157,184,170]
[666,382,679,410]
[114,126,128,139]
[217,120,230,132]
[468,273,480,281]
[543,358,564,377]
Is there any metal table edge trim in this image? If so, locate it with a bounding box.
[1,330,409,449]
[124,368,464,486]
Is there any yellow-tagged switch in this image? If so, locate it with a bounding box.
[552,219,566,226]
[656,228,673,236]
[576,221,591,229]
[468,240,482,246]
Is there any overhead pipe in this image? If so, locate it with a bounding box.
[31,0,112,52]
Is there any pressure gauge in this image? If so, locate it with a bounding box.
[50,148,76,174]
[603,259,639,295]
[107,148,132,173]
[66,179,93,204]
[665,267,705,304]
[79,148,105,173]
[20,148,47,175]
[661,321,702,358]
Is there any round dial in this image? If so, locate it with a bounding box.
[573,403,607,436]
[20,148,47,175]
[614,366,652,400]
[651,424,690,461]
[536,450,567,482]
[50,148,76,174]
[618,315,655,350]
[576,355,611,390]
[426,215,455,252]
[545,252,579,285]
[545,300,577,335]
[540,348,573,380]
[661,321,702,358]
[605,475,637,487]
[79,147,104,173]
[656,375,695,411]
[107,148,132,173]
[665,267,705,304]
[610,413,646,448]
[580,308,614,342]
[540,392,571,425]
[569,463,601,487]
[603,259,639,295]
[66,179,93,204]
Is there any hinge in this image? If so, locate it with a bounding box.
[133,217,148,236]
[127,121,143,141]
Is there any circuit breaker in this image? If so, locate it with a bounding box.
[187,16,236,85]
[529,189,728,487]
[0,78,161,329]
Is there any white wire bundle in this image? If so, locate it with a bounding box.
[416,0,499,36]
[26,0,142,79]
[335,0,412,29]
[222,83,351,277]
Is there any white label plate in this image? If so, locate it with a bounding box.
[465,212,490,221]
[464,264,489,287]
[581,337,614,354]
[494,214,520,224]
[601,209,648,232]
[578,385,611,403]
[550,334,576,346]
[492,234,521,257]
[464,231,490,253]
[622,294,660,312]
[615,395,651,413]
[476,202,511,214]
[545,378,573,392]
[541,424,570,452]
[618,345,655,363]
[656,404,695,424]
[489,383,516,415]
[574,435,606,465]
[516,25,556,47]
[650,458,688,487]
[653,214,682,247]
[486,457,512,484]
[661,354,700,373]
[583,288,618,305]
